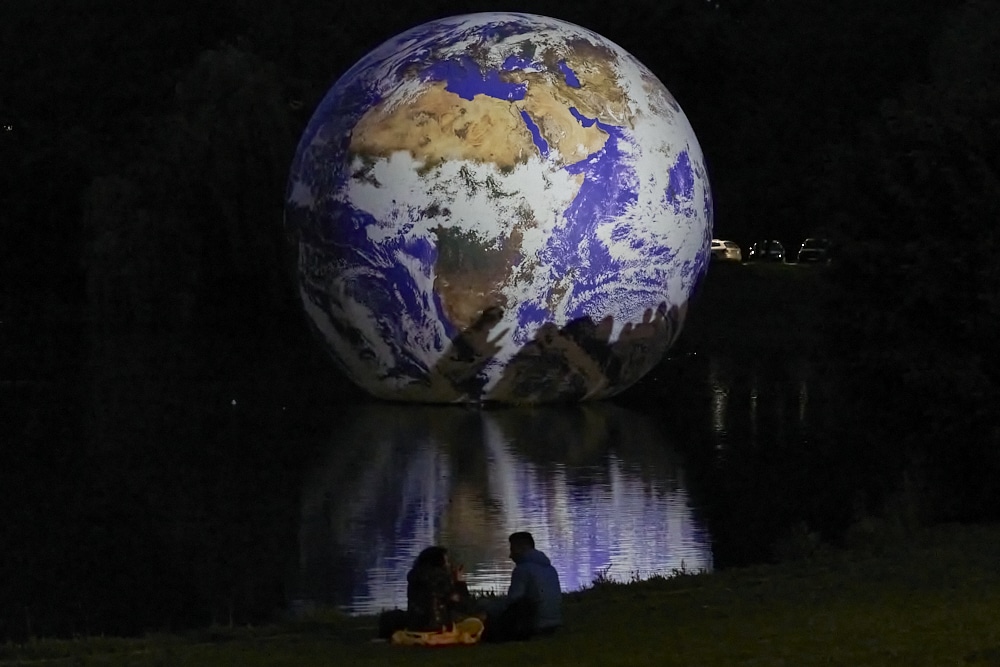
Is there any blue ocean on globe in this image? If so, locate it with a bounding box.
[285,12,713,404]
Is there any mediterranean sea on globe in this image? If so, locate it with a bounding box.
[285,12,713,404]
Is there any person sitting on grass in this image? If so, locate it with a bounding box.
[378,545,474,639]
[481,531,562,642]
[406,545,474,630]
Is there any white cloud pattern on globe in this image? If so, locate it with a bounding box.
[285,12,713,404]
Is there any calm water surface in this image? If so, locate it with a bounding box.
[290,349,838,615]
[3,349,839,639]
[292,403,713,615]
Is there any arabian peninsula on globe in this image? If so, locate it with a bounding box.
[285,12,713,404]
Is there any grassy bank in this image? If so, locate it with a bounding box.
[4,523,1000,666]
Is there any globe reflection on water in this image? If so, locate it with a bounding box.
[294,402,712,614]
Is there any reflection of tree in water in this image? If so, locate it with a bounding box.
[426,301,688,403]
[295,401,711,615]
[296,404,490,611]
[647,352,876,569]
[484,404,609,465]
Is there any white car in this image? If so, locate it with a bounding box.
[711,239,742,263]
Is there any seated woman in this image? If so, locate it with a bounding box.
[378,545,477,639]
[405,545,473,631]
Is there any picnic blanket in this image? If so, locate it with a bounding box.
[390,617,484,647]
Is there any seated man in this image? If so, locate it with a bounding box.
[482,531,562,642]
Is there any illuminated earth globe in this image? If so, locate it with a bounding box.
[285,12,713,404]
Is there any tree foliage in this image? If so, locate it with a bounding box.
[824,0,1000,520]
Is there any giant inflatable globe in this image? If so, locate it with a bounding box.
[285,12,713,404]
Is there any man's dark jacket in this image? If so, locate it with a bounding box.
[507,547,562,630]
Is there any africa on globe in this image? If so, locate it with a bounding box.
[285,12,713,404]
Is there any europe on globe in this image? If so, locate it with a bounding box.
[285,12,713,404]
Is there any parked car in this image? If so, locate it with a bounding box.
[796,237,832,264]
[746,239,786,263]
[710,239,742,263]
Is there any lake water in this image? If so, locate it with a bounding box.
[3,348,847,639]
[292,402,713,615]
[289,350,831,615]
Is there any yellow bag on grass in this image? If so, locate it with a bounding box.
[391,616,484,647]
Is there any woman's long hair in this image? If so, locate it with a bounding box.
[413,546,448,569]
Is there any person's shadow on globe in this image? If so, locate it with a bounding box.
[429,302,682,403]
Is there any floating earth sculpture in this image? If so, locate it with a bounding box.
[285,12,713,404]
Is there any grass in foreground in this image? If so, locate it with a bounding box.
[4,523,1000,666]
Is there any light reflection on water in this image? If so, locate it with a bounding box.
[293,402,712,615]
[707,354,818,448]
